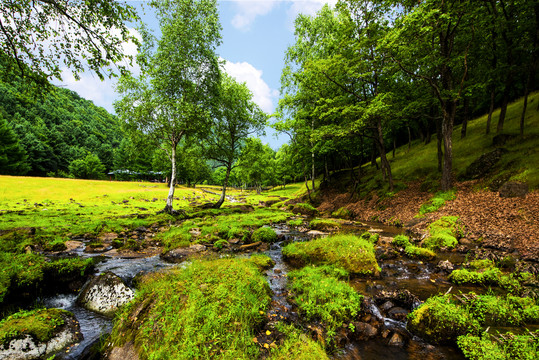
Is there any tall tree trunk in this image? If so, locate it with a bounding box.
[407,124,412,152]
[486,86,496,134]
[497,82,512,133]
[376,118,393,191]
[441,101,456,191]
[461,96,469,139]
[213,164,231,209]
[436,117,443,173]
[164,141,177,214]
[521,2,539,137]
[304,172,312,202]
[392,137,396,158]
[311,150,315,191]
[370,139,378,169]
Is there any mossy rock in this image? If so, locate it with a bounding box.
[252,227,278,243]
[331,207,352,219]
[309,219,340,231]
[282,234,380,275]
[292,203,319,217]
[407,295,480,345]
[404,245,436,260]
[392,234,411,248]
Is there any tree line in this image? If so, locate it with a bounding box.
[276,0,538,195]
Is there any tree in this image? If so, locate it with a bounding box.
[236,138,276,193]
[69,153,106,179]
[205,74,266,208]
[115,0,221,214]
[0,114,29,175]
[0,0,139,87]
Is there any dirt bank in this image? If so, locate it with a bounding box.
[318,181,539,262]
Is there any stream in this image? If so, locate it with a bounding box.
[40,221,490,359]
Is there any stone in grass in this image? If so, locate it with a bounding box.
[77,271,135,316]
[0,309,82,360]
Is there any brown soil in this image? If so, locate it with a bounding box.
[318,180,539,262]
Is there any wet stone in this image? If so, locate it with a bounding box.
[387,307,409,322]
[380,301,395,312]
[388,332,406,347]
[352,322,378,340]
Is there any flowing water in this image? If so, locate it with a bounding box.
[41,221,495,359]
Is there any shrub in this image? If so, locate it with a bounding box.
[309,219,340,231]
[288,265,363,344]
[282,234,380,275]
[392,234,411,248]
[252,227,278,243]
[408,295,481,344]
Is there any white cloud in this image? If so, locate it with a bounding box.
[229,0,337,30]
[222,59,278,113]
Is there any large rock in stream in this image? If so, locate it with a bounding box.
[0,310,82,360]
[77,271,135,316]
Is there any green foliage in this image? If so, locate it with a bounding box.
[449,268,502,286]
[282,234,380,275]
[419,191,457,215]
[0,308,68,346]
[292,203,319,216]
[287,218,303,227]
[69,153,106,180]
[248,254,275,270]
[252,227,278,243]
[109,258,271,359]
[267,323,329,360]
[309,219,340,231]
[331,207,351,219]
[465,294,539,326]
[288,265,362,343]
[213,239,228,250]
[0,114,29,175]
[359,231,379,244]
[423,216,462,250]
[404,245,436,260]
[408,295,481,345]
[391,234,411,248]
[458,332,539,360]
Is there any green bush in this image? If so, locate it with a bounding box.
[282,234,380,275]
[288,265,362,344]
[252,227,278,243]
[408,295,481,344]
[68,153,106,180]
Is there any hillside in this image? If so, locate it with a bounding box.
[316,92,539,262]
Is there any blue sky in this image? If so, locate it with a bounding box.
[57,1,336,149]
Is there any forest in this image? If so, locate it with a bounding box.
[0,0,538,360]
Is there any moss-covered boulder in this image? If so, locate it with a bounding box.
[252,226,278,243]
[0,308,82,360]
[292,203,319,217]
[107,258,271,359]
[407,295,480,344]
[309,219,340,231]
[282,234,380,276]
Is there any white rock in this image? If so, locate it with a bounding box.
[77,272,135,316]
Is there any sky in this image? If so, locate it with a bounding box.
[55,0,337,150]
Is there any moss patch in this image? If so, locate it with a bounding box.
[282,234,380,275]
[109,258,271,359]
[457,331,539,360]
[0,308,69,346]
[267,324,329,360]
[423,216,462,250]
[292,203,318,216]
[252,227,278,243]
[309,219,340,231]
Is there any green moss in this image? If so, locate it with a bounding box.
[470,259,495,270]
[331,207,352,219]
[392,234,411,248]
[423,232,458,250]
[466,294,539,326]
[449,268,502,286]
[309,219,340,231]
[213,239,229,250]
[423,216,462,250]
[360,231,379,244]
[267,324,329,360]
[0,308,69,346]
[282,234,380,275]
[404,245,436,260]
[288,265,362,344]
[457,332,539,360]
[418,191,456,215]
[109,258,271,359]
[252,227,278,243]
[292,203,319,216]
[287,219,303,227]
[408,295,481,345]
[248,254,275,270]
